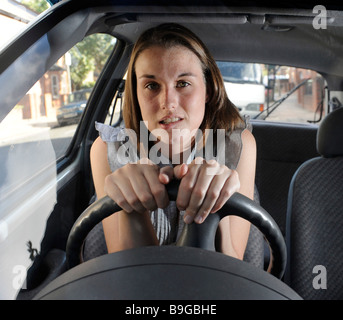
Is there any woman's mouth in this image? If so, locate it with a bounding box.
[159,117,182,125]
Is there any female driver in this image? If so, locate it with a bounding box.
[90,24,256,260]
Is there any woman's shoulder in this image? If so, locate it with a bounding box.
[95,121,126,143]
[95,122,136,171]
[223,115,253,169]
[226,115,252,136]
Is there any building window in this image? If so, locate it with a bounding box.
[51,75,59,99]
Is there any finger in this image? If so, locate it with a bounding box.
[128,166,160,211]
[173,163,188,180]
[193,172,228,223]
[159,166,174,184]
[184,160,221,224]
[108,178,146,213]
[137,158,167,209]
[211,169,240,213]
[123,178,150,213]
[144,168,170,209]
[104,179,131,213]
[176,163,201,212]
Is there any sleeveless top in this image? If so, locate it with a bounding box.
[96,117,252,245]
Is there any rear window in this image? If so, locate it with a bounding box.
[217,62,262,84]
[217,61,326,125]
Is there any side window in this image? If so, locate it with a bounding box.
[0,33,116,160]
[217,61,326,124]
[0,33,116,299]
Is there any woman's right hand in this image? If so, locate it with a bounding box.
[104,159,172,214]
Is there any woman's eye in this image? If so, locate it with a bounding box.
[176,81,190,88]
[145,82,159,90]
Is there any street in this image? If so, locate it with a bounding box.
[262,94,322,124]
[0,120,76,197]
[0,106,78,160]
[0,122,77,159]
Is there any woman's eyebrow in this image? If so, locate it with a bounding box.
[178,72,196,77]
[138,74,155,79]
[138,72,197,79]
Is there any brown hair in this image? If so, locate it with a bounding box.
[123,23,243,143]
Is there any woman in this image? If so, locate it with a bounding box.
[90,24,256,260]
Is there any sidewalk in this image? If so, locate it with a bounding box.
[263,94,320,124]
[0,109,58,146]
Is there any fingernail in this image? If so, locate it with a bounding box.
[162,173,169,183]
[181,163,188,175]
[194,216,203,224]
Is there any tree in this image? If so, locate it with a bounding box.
[21,0,49,13]
[21,1,115,91]
[69,34,115,90]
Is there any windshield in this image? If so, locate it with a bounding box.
[0,1,50,51]
[217,62,262,84]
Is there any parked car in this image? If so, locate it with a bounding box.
[1,0,343,302]
[56,88,92,126]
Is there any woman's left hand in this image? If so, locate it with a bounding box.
[165,157,240,224]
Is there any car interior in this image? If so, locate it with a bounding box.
[1,0,343,300]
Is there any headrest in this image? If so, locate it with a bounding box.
[317,107,343,157]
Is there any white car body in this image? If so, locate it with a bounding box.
[224,81,265,118]
[217,62,265,119]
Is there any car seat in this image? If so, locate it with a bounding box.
[285,107,343,299]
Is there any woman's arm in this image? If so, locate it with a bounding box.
[172,129,256,259]
[216,129,257,259]
[90,137,161,253]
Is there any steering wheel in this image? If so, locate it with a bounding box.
[66,179,286,277]
[34,180,301,300]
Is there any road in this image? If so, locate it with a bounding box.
[261,94,321,124]
[0,121,77,196]
[49,124,78,159]
[0,114,78,160]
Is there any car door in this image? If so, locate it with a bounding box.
[0,3,128,299]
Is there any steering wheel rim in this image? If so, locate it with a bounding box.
[66,179,287,278]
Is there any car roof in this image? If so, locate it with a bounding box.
[6,3,343,72]
[1,0,343,114]
[8,2,343,73]
[104,2,343,85]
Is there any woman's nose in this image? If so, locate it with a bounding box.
[160,87,176,109]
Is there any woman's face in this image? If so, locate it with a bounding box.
[135,45,207,157]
